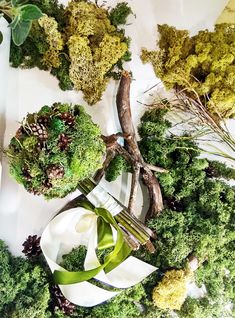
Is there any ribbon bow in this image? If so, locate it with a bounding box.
[41,204,156,307]
[53,203,132,285]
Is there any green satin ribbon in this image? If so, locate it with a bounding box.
[53,203,132,285]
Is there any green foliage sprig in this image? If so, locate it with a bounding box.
[0,0,43,45]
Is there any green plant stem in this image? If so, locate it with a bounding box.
[77,178,154,248]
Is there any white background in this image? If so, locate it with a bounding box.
[0,0,230,255]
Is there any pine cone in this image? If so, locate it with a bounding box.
[22,166,32,181]
[58,134,71,151]
[205,166,216,178]
[22,235,42,258]
[47,165,64,179]
[30,123,48,141]
[28,187,41,195]
[50,285,76,315]
[16,126,24,139]
[60,112,75,126]
[165,197,183,212]
[37,116,50,126]
[43,179,52,190]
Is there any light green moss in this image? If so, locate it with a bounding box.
[141,24,235,119]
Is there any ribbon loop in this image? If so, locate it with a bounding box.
[53,206,132,285]
[97,217,114,250]
[40,206,157,307]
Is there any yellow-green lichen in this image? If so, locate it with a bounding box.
[38,15,64,68]
[141,24,235,119]
[152,269,192,310]
[10,0,131,105]
[66,1,115,39]
[68,33,127,104]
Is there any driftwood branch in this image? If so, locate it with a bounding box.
[97,72,164,221]
[116,71,163,219]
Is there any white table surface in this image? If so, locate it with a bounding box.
[0,0,230,255]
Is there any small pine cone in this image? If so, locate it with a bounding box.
[43,179,52,190]
[37,116,50,126]
[30,123,48,141]
[205,166,216,178]
[60,112,75,126]
[165,197,183,212]
[22,235,42,258]
[22,167,32,181]
[28,187,41,195]
[50,285,76,315]
[16,126,24,139]
[47,165,64,179]
[58,133,71,151]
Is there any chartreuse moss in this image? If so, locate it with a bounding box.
[141,24,235,119]
[10,0,132,105]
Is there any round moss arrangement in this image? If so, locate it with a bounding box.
[7,102,105,199]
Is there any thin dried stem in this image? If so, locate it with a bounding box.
[128,163,140,214]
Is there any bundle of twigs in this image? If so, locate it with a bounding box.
[140,80,235,164]
[173,89,235,162]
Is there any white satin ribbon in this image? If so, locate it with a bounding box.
[87,184,123,216]
[41,207,157,307]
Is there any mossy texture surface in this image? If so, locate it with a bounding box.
[3,108,235,317]
[141,24,235,119]
[10,0,131,105]
[7,102,105,199]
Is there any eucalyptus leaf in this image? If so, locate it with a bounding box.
[12,19,31,46]
[9,14,20,29]
[20,4,43,21]
[0,31,3,45]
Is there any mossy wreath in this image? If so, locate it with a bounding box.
[6,102,105,199]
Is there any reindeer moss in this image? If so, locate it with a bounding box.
[152,269,190,310]
[10,0,131,105]
[38,15,64,68]
[141,24,235,119]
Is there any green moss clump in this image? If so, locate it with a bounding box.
[10,0,132,105]
[60,246,87,272]
[136,108,235,317]
[6,102,105,199]
[0,240,51,318]
[178,297,233,318]
[141,24,235,119]
[206,160,235,180]
[105,154,131,182]
[109,2,133,26]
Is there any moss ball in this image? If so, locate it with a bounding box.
[7,102,105,199]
